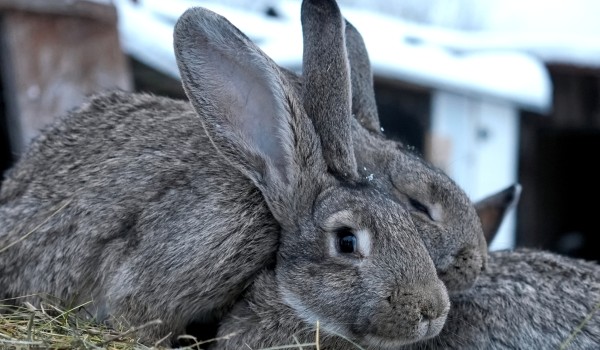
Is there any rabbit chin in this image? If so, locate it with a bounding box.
[360,317,446,349]
[280,286,444,349]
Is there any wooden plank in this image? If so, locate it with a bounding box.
[0,10,132,154]
[0,0,116,24]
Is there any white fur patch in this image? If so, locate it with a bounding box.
[355,228,371,258]
[429,202,444,222]
[279,285,350,337]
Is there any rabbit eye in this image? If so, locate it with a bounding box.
[409,198,432,219]
[337,228,357,254]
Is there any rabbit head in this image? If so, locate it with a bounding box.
[353,133,488,292]
[336,19,494,291]
[174,0,449,346]
[279,15,507,292]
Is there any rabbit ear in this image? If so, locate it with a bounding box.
[174,8,324,202]
[301,0,358,179]
[344,20,382,135]
[475,184,522,244]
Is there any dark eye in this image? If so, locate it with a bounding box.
[336,228,357,254]
[409,198,431,218]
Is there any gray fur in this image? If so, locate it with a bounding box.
[0,3,450,345]
[284,13,491,293]
[403,249,600,350]
[212,187,598,349]
[213,249,600,350]
[344,20,380,135]
[319,15,489,292]
[302,0,357,179]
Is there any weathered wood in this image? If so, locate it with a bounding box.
[0,0,116,24]
[0,9,131,154]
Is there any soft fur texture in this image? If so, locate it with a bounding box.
[406,249,600,350]
[0,0,539,347]
[207,2,600,348]
[284,10,491,292]
[211,186,520,350]
[0,1,454,346]
[213,249,600,350]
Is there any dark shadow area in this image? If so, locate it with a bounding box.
[129,57,187,100]
[0,20,15,186]
[180,320,219,349]
[518,66,600,262]
[374,80,430,153]
[530,130,599,261]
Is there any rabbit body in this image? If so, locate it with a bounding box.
[0,92,279,338]
[408,249,600,349]
[213,249,600,350]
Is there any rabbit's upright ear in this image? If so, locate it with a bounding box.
[344,20,382,135]
[174,8,324,200]
[475,184,522,244]
[301,0,358,179]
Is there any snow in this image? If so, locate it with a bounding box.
[337,0,600,66]
[113,0,553,111]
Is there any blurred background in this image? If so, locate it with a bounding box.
[0,0,598,261]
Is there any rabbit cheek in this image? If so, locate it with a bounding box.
[413,217,484,291]
[278,268,363,337]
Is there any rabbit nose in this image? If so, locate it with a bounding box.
[370,280,450,340]
[420,300,446,321]
[387,281,450,320]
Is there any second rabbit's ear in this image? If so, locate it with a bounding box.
[173,8,326,211]
[475,184,522,244]
[344,20,381,135]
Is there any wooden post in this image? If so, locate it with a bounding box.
[0,0,132,155]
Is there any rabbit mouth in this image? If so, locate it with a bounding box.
[360,315,446,349]
[360,318,444,348]
[360,334,425,349]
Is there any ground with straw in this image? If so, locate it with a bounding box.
[0,299,160,350]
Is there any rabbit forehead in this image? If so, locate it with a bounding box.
[313,185,415,232]
[354,134,464,208]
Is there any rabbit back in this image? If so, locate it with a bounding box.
[405,249,600,349]
[0,91,280,339]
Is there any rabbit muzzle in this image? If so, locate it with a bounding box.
[355,279,450,348]
[436,246,485,291]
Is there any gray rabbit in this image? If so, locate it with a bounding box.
[213,188,600,350]
[284,14,491,293]
[0,0,454,345]
[330,17,487,291]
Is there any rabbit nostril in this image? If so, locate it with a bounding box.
[420,307,439,322]
[421,311,432,322]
